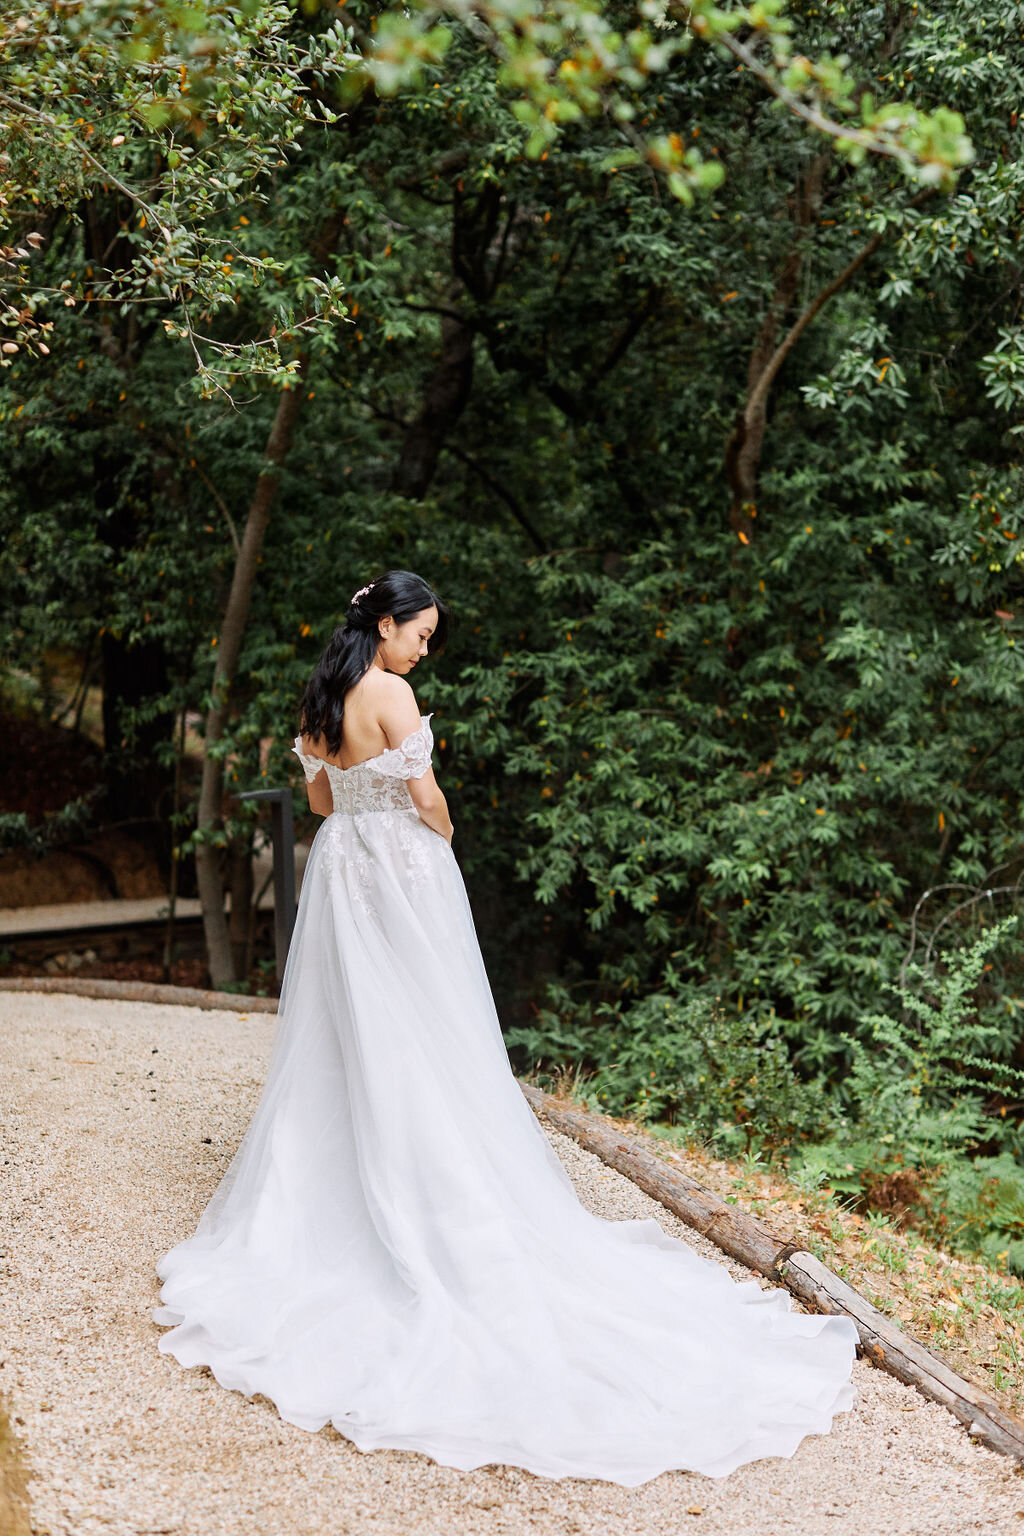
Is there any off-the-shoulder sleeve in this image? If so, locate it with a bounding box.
[291,735,326,784]
[373,714,434,781]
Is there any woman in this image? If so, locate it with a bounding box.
[154,568,857,1486]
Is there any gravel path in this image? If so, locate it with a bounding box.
[3,992,1022,1536]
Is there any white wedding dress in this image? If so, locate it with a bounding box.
[154,715,857,1485]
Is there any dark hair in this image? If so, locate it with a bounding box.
[298,569,448,756]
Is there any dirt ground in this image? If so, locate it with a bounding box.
[3,992,1024,1536]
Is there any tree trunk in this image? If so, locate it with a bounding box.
[195,373,308,987]
[192,208,346,987]
[724,155,827,538]
[724,182,934,537]
[390,282,474,499]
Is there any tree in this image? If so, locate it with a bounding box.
[3,0,1021,1051]
[1,0,347,390]
[1,0,350,977]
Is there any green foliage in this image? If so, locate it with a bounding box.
[791,921,1024,1270]
[938,1154,1024,1274]
[0,793,102,855]
[1,0,349,391]
[517,979,829,1153]
[366,1,975,193]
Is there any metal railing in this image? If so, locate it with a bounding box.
[234,786,297,982]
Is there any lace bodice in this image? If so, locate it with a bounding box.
[291,715,434,816]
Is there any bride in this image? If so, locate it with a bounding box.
[154,568,857,1485]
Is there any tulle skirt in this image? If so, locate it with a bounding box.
[154,806,857,1484]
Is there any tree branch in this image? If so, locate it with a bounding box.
[441,439,549,554]
[728,185,936,525]
[364,395,548,552]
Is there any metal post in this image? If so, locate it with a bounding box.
[234,786,297,982]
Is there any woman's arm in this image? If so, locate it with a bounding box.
[407,768,454,844]
[377,678,454,843]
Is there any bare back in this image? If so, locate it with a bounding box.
[301,667,421,769]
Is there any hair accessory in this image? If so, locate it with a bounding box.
[351,583,373,605]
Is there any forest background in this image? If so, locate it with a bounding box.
[3,0,1024,1275]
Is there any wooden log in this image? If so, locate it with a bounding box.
[783,1250,1024,1460]
[520,1082,1024,1465]
[0,976,279,1013]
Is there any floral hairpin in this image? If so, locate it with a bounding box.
[351,583,373,604]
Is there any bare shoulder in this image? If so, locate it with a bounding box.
[370,670,417,704]
[364,670,421,745]
[357,669,417,709]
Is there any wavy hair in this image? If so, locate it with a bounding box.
[298,569,448,756]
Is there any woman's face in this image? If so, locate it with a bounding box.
[377,605,438,675]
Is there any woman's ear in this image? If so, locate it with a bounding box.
[378,614,393,639]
